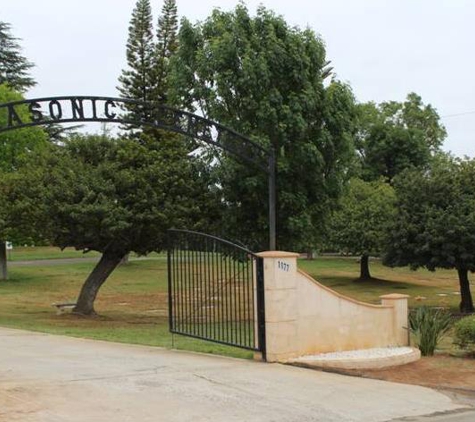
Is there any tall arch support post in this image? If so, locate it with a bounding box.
[268,146,277,251]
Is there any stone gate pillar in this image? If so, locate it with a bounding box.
[380,294,410,346]
[256,251,300,362]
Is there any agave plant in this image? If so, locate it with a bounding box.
[409,306,453,356]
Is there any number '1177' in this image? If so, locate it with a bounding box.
[277,261,289,272]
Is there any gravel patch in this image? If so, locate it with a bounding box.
[294,347,415,362]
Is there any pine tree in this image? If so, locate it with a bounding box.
[0,22,36,92]
[118,0,179,125]
[117,0,156,126]
[154,0,178,101]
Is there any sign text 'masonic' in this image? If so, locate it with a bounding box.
[5,97,121,128]
[0,95,269,170]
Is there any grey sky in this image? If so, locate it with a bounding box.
[3,0,474,156]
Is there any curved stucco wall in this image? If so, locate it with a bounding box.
[295,270,396,355]
[257,251,409,362]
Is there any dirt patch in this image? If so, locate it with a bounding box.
[339,354,475,392]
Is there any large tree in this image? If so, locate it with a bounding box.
[334,93,446,279]
[0,85,48,280]
[356,93,446,183]
[328,178,396,280]
[0,22,38,278]
[1,134,215,315]
[0,22,35,92]
[169,5,356,251]
[384,155,475,313]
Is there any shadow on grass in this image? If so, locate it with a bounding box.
[317,275,413,289]
[307,273,448,306]
[352,277,409,288]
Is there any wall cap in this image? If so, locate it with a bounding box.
[256,251,300,258]
[380,294,410,300]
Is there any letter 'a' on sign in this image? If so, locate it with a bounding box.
[7,105,23,127]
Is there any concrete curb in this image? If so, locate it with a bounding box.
[289,347,421,370]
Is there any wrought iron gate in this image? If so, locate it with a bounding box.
[167,229,266,359]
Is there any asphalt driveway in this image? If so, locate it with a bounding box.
[0,327,470,422]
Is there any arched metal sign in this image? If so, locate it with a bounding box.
[0,95,276,249]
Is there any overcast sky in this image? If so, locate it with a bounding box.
[3,0,474,156]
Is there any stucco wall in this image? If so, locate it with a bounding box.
[257,252,409,362]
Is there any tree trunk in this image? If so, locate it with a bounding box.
[457,267,474,314]
[0,241,7,281]
[359,254,371,281]
[73,250,125,316]
[306,250,316,260]
[120,253,130,265]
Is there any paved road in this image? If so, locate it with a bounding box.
[0,327,471,422]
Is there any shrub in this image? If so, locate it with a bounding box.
[453,315,475,353]
[409,306,453,356]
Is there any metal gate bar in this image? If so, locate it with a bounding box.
[168,229,266,358]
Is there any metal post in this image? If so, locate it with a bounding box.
[256,257,267,361]
[268,147,277,251]
[167,232,173,332]
[0,241,7,281]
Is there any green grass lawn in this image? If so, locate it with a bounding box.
[0,259,253,359]
[0,249,469,357]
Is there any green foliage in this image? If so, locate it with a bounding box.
[329,177,396,257]
[385,154,475,312]
[0,32,40,274]
[170,4,357,250]
[0,85,48,173]
[2,134,213,256]
[409,306,453,356]
[454,316,475,352]
[118,0,179,122]
[154,0,178,100]
[117,0,156,123]
[1,133,220,312]
[357,93,446,182]
[385,155,475,271]
[400,93,447,152]
[0,85,48,247]
[0,22,35,92]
